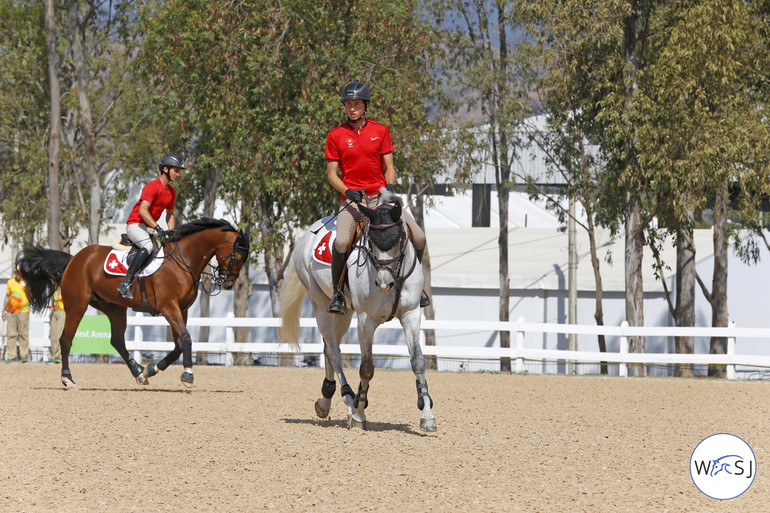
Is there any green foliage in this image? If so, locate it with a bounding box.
[136,0,445,270]
[0,0,48,243]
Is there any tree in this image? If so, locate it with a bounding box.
[137,0,445,349]
[433,0,530,371]
[45,0,62,250]
[0,0,49,247]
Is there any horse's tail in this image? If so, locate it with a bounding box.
[279,254,306,351]
[16,246,73,313]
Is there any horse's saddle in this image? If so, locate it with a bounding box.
[104,236,165,277]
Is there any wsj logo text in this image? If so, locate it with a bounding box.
[690,434,756,500]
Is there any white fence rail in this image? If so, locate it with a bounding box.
[11,313,770,380]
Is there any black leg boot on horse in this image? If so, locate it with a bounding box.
[328,248,347,314]
[416,248,431,308]
[118,248,149,300]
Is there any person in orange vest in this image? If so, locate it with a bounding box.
[47,287,64,364]
[2,268,30,363]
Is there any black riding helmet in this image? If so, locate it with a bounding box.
[158,153,185,173]
[340,82,370,103]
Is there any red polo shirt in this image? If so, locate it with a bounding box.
[325,119,394,197]
[127,178,176,225]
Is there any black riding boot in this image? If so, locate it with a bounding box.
[118,248,149,300]
[416,248,431,308]
[328,248,347,314]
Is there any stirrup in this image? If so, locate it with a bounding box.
[420,291,431,308]
[118,279,134,300]
[328,291,347,314]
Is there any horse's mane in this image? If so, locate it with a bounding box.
[168,218,236,241]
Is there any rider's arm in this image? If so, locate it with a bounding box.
[166,210,176,230]
[326,159,347,195]
[137,200,157,228]
[382,153,396,186]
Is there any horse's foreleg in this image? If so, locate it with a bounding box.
[351,326,375,429]
[142,345,182,384]
[179,327,194,386]
[401,309,437,432]
[156,310,193,387]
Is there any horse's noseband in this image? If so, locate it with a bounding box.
[213,235,249,287]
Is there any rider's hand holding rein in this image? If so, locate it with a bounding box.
[153,225,166,240]
[344,189,365,204]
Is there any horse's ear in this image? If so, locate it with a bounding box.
[359,204,376,220]
[389,202,401,222]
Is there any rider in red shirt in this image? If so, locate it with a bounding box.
[325,82,430,314]
[118,154,184,300]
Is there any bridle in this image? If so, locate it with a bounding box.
[162,229,249,295]
[361,204,418,321]
[213,234,249,287]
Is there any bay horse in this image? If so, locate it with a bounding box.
[17,218,249,389]
[280,188,437,431]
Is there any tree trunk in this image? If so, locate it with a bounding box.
[586,218,607,374]
[233,260,252,365]
[68,0,100,244]
[495,2,511,372]
[625,190,646,376]
[709,186,729,378]
[196,166,219,364]
[45,0,62,251]
[622,2,645,377]
[675,222,695,377]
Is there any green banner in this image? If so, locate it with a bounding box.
[71,315,117,355]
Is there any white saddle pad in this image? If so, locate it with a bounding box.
[103,248,165,277]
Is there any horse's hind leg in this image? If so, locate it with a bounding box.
[315,351,336,419]
[59,303,88,389]
[351,315,376,429]
[315,334,356,422]
[102,305,145,384]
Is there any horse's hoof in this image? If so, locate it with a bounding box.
[62,377,77,389]
[136,375,148,385]
[181,371,194,387]
[420,418,437,432]
[346,413,353,429]
[351,417,366,430]
[315,399,330,419]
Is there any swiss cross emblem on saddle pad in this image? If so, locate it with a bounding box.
[104,248,165,277]
[309,216,362,266]
[310,216,337,265]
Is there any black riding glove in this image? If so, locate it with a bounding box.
[345,189,365,203]
[153,225,165,238]
[386,183,395,193]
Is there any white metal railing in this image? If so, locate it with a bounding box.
[9,313,767,379]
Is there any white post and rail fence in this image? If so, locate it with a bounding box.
[6,313,768,380]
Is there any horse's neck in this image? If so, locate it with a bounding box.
[176,232,221,265]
